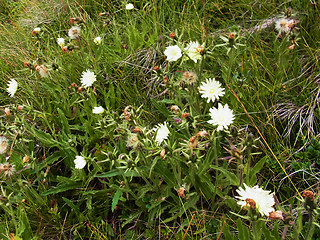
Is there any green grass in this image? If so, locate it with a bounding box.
[0,0,320,239]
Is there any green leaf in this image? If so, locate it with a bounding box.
[223,221,237,240]
[96,169,140,178]
[62,197,82,218]
[28,127,58,147]
[57,108,71,135]
[41,182,82,196]
[237,218,251,240]
[249,158,266,185]
[112,189,122,212]
[210,165,239,186]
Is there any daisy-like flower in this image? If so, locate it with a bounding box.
[68,26,81,39]
[7,79,18,97]
[275,18,293,33]
[32,27,41,35]
[184,41,203,63]
[92,106,104,114]
[94,36,102,45]
[57,38,65,47]
[236,183,275,216]
[125,3,134,10]
[80,69,96,88]
[74,156,86,169]
[199,78,225,103]
[0,136,9,154]
[153,122,170,145]
[164,45,182,62]
[208,103,234,131]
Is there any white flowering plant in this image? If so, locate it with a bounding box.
[0,1,317,240]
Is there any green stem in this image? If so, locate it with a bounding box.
[252,220,258,240]
[305,211,315,240]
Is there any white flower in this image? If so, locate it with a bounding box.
[7,79,18,97]
[57,38,65,47]
[80,69,96,88]
[0,136,9,154]
[32,27,41,35]
[94,36,102,45]
[68,26,81,39]
[275,18,293,33]
[236,183,275,216]
[208,103,234,131]
[184,41,203,63]
[125,3,134,10]
[164,45,182,62]
[153,122,170,145]
[74,156,86,169]
[199,78,225,103]
[92,106,104,114]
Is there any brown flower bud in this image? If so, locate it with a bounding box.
[181,113,190,119]
[169,32,176,39]
[78,86,84,92]
[302,190,315,201]
[152,66,160,71]
[17,105,24,111]
[22,156,30,163]
[24,61,31,68]
[71,82,77,88]
[288,43,296,50]
[269,211,284,221]
[163,76,168,84]
[62,46,69,52]
[132,126,141,133]
[69,17,82,24]
[170,105,179,113]
[228,33,235,40]
[99,12,108,16]
[4,108,10,116]
[160,148,165,159]
[196,130,208,138]
[177,187,186,198]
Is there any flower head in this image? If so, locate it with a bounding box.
[181,71,197,84]
[127,133,140,149]
[57,38,65,47]
[236,183,275,216]
[184,41,203,63]
[275,18,293,33]
[80,69,96,88]
[153,122,170,145]
[208,103,234,131]
[94,36,102,45]
[74,156,86,169]
[92,106,104,114]
[0,136,9,154]
[32,27,41,35]
[164,45,182,62]
[35,65,49,78]
[125,3,134,10]
[7,79,18,97]
[0,164,15,177]
[199,78,225,103]
[68,26,81,39]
